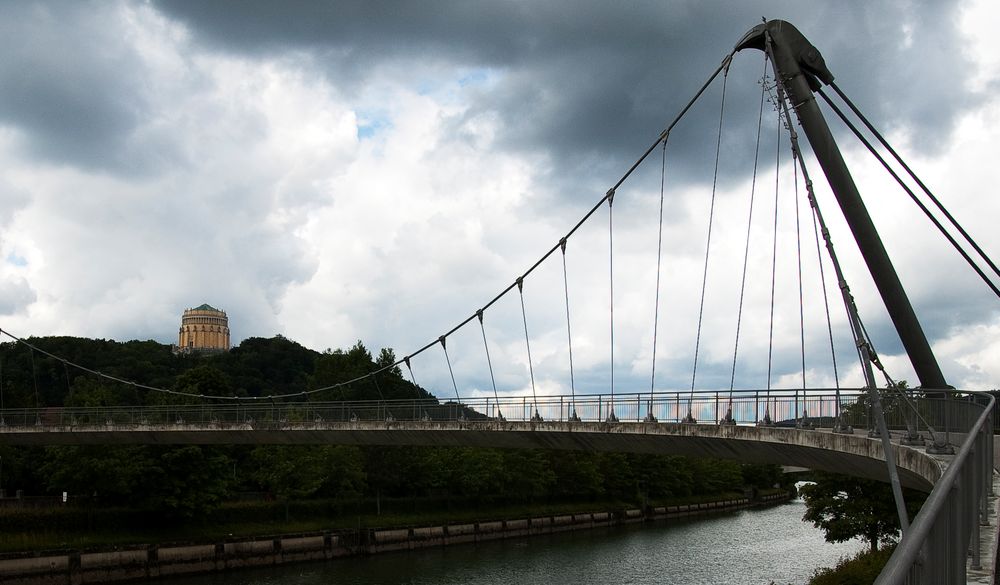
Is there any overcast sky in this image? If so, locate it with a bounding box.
[1,0,998,400]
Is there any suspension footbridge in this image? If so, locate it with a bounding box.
[1,19,998,585]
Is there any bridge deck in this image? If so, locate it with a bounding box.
[1,420,947,491]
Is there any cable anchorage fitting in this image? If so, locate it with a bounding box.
[606,188,615,206]
[721,53,733,74]
[559,237,567,254]
[516,276,524,292]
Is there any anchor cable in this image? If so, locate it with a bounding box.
[826,82,1000,290]
[818,87,1000,300]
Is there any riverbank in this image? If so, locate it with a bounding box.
[0,491,792,585]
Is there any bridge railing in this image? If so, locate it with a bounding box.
[875,390,994,585]
[0,388,983,436]
[0,388,865,428]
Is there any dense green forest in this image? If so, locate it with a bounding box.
[0,336,786,521]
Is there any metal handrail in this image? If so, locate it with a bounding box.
[0,388,985,433]
[0,388,868,428]
[876,390,995,584]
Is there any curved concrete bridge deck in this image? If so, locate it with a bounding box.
[0,420,948,491]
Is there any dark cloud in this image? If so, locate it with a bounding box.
[0,2,177,174]
[0,0,969,182]
[153,0,971,193]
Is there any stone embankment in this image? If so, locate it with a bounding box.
[0,492,791,585]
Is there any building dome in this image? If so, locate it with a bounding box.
[177,304,230,354]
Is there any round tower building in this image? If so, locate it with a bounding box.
[177,304,230,353]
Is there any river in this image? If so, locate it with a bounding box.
[160,497,867,585]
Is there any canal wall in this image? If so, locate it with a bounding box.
[0,492,792,585]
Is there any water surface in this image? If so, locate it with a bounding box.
[162,499,866,585]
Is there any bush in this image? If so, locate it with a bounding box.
[809,546,895,585]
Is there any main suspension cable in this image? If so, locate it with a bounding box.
[389,51,739,393]
[0,50,741,406]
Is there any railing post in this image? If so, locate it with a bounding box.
[989,415,996,497]
[970,441,982,571]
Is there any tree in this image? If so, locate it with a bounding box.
[249,445,357,520]
[500,450,556,500]
[318,446,367,500]
[64,377,123,408]
[40,445,155,503]
[145,446,233,519]
[800,471,923,552]
[251,446,328,500]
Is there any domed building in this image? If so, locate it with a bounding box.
[176,304,230,354]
